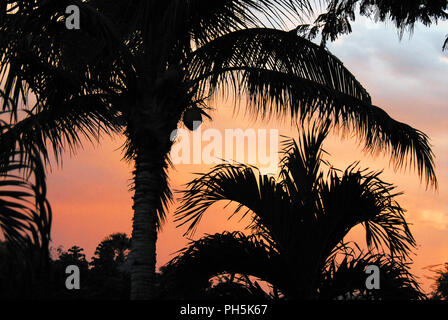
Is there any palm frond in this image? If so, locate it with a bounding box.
[174,162,291,241]
[188,28,371,106]
[188,27,436,187]
[0,94,123,171]
[0,0,129,116]
[0,1,129,171]
[320,249,425,300]
[159,231,280,299]
[173,0,314,46]
[319,164,415,258]
[174,162,260,235]
[0,150,51,256]
[204,273,273,300]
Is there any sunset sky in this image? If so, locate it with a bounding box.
[46,16,448,294]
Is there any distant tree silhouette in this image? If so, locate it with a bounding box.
[45,245,89,299]
[0,232,134,299]
[88,233,131,299]
[91,233,131,274]
[161,125,424,300]
[55,246,89,271]
[46,234,131,299]
[0,0,439,299]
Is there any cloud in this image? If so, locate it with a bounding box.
[419,210,448,230]
[327,17,448,125]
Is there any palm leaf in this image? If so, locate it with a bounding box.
[174,0,313,46]
[0,151,51,255]
[159,231,282,299]
[188,27,436,187]
[320,249,425,300]
[174,162,294,246]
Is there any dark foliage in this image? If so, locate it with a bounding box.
[431,262,448,300]
[0,233,131,299]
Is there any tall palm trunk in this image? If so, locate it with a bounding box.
[129,66,183,299]
[129,104,178,299]
[130,151,160,299]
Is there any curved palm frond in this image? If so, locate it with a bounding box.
[174,162,295,246]
[319,164,415,259]
[0,1,129,169]
[174,0,313,46]
[319,249,425,300]
[0,150,51,255]
[203,273,273,300]
[0,95,122,170]
[159,231,281,299]
[0,95,123,171]
[188,27,436,187]
[0,0,128,113]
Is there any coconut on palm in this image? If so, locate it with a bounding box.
[183,106,205,131]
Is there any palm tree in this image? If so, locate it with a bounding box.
[88,233,131,299]
[0,1,438,299]
[165,125,424,299]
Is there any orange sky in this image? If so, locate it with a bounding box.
[46,18,448,295]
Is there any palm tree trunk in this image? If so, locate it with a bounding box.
[128,81,180,299]
[130,151,160,300]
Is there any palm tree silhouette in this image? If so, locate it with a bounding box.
[165,124,423,299]
[91,233,131,273]
[0,1,438,299]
